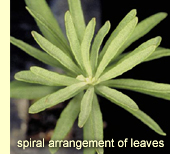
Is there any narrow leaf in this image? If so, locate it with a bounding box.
[145,47,170,62]
[49,93,83,154]
[118,12,167,55]
[81,18,96,77]
[10,80,60,99]
[96,86,166,136]
[99,9,137,61]
[83,94,103,154]
[26,7,71,56]
[30,66,80,86]
[90,21,111,74]
[25,0,68,48]
[96,85,139,111]
[95,17,138,79]
[99,36,161,82]
[68,0,86,42]
[29,82,87,114]
[65,11,83,68]
[102,79,170,100]
[10,36,61,68]
[32,31,82,75]
[78,86,94,128]
[15,71,59,86]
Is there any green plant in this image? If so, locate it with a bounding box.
[10,0,170,154]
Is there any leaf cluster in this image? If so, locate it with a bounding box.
[10,0,170,154]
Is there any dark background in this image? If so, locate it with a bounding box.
[11,0,170,153]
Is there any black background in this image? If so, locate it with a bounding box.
[11,0,170,153]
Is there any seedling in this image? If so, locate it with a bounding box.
[10,0,170,154]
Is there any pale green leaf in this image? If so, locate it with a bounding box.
[68,0,86,42]
[83,94,103,154]
[49,93,83,154]
[30,66,80,86]
[78,86,94,128]
[96,85,139,111]
[10,80,60,99]
[90,21,111,74]
[26,7,71,56]
[32,31,82,75]
[96,86,166,136]
[99,9,137,61]
[65,11,83,68]
[95,17,138,79]
[118,12,167,55]
[10,36,61,68]
[99,36,161,82]
[145,47,170,62]
[25,0,68,48]
[15,71,59,86]
[29,82,87,114]
[81,18,96,77]
[102,79,170,100]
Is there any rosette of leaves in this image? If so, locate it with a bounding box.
[10,0,170,154]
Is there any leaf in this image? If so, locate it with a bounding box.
[29,82,87,114]
[99,9,137,61]
[145,47,170,62]
[49,93,83,154]
[32,31,82,75]
[81,18,96,77]
[83,94,103,154]
[30,66,80,86]
[101,79,170,100]
[10,36,61,68]
[25,0,68,49]
[110,47,170,65]
[15,71,59,86]
[90,21,110,74]
[78,86,94,128]
[96,86,166,136]
[95,17,138,79]
[68,0,86,42]
[10,80,61,99]
[26,7,71,56]
[96,85,139,111]
[117,12,167,55]
[99,36,161,82]
[65,11,83,69]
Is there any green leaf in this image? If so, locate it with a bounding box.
[83,94,103,154]
[49,93,83,154]
[32,31,82,75]
[81,18,96,77]
[30,66,80,86]
[68,0,86,42]
[118,12,167,55]
[96,86,166,136]
[102,79,170,100]
[110,47,170,65]
[15,71,59,86]
[145,47,170,62]
[99,9,137,61]
[96,85,139,111]
[65,11,83,69]
[25,0,68,49]
[10,80,60,99]
[10,36,61,68]
[78,86,94,128]
[29,82,87,114]
[95,17,138,79]
[26,7,71,56]
[90,21,110,74]
[99,36,161,82]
